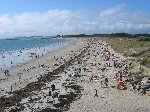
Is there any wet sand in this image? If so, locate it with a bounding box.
[1,38,150,112]
[0,38,86,97]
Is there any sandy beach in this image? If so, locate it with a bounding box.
[0,38,150,112]
[0,38,85,96]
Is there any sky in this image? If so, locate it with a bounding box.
[0,0,150,38]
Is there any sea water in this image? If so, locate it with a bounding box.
[0,38,70,70]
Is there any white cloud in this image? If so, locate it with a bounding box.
[0,4,150,38]
[96,12,150,33]
[99,3,126,18]
[0,9,85,38]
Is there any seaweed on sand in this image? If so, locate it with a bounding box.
[0,46,90,111]
[53,84,83,111]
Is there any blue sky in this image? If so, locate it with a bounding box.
[0,0,150,38]
[0,0,150,14]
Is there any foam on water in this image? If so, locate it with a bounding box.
[0,38,70,70]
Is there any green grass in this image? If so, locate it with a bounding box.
[100,37,150,67]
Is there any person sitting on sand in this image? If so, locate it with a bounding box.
[104,77,109,87]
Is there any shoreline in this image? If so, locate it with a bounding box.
[0,42,89,111]
[0,38,70,70]
[0,38,87,97]
[0,38,150,112]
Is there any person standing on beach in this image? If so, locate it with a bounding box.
[51,84,58,98]
[94,89,98,97]
[51,84,55,91]
[104,77,109,87]
[4,70,7,75]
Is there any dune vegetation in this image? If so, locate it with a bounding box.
[101,37,150,68]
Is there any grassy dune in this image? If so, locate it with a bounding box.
[100,37,150,68]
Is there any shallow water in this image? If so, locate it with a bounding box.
[0,38,66,53]
[0,38,70,69]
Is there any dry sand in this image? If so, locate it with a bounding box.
[68,39,150,112]
[0,38,150,112]
[0,38,86,96]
